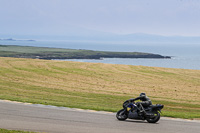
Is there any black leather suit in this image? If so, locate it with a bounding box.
[133,95,152,108]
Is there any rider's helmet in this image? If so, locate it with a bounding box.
[140,93,146,97]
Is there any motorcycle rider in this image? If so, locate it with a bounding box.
[133,93,152,107]
[130,93,152,115]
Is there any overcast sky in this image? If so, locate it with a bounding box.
[1,0,200,36]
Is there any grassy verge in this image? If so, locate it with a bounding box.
[0,129,37,133]
[0,57,199,119]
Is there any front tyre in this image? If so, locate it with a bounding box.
[116,109,128,121]
[146,112,160,123]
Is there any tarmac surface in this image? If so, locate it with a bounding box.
[0,100,199,133]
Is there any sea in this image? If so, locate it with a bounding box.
[0,40,200,70]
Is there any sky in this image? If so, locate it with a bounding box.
[1,0,200,36]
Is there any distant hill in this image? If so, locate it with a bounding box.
[0,38,35,41]
[1,32,200,44]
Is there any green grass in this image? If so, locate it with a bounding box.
[0,129,37,133]
[1,90,199,119]
[0,57,199,119]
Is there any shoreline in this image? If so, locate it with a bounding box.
[0,44,171,60]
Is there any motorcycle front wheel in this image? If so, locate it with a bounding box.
[146,112,160,123]
[116,109,128,121]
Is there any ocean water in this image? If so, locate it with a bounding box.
[0,40,200,70]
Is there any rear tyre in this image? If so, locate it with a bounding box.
[116,109,128,121]
[146,112,160,123]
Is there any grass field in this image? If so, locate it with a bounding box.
[0,128,37,133]
[0,57,199,119]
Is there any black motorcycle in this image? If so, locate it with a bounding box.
[116,99,164,123]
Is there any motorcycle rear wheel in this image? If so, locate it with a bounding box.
[116,109,128,121]
[146,112,160,123]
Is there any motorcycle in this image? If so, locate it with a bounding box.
[116,99,164,123]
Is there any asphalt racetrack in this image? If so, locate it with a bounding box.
[0,100,199,133]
